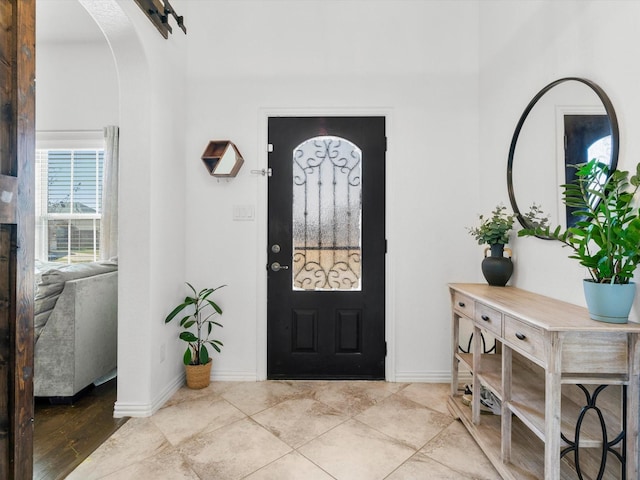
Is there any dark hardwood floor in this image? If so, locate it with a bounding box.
[34,378,128,480]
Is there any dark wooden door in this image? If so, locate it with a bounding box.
[564,114,611,227]
[267,117,386,379]
[0,1,36,478]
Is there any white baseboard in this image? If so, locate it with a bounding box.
[393,371,453,383]
[212,370,258,382]
[209,371,459,384]
[113,371,184,418]
[113,370,258,417]
[113,401,153,418]
[114,369,464,417]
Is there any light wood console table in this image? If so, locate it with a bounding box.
[448,283,640,480]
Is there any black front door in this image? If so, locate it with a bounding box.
[267,117,386,379]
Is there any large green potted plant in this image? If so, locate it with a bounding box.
[165,282,226,388]
[519,159,640,323]
[468,204,516,286]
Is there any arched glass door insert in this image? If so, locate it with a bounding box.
[292,136,362,291]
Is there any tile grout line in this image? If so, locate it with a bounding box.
[68,382,498,479]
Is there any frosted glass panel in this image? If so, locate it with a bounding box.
[292,136,362,291]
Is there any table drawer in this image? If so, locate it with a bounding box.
[504,315,546,364]
[452,292,474,318]
[475,303,502,336]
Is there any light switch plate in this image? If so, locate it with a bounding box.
[233,205,255,221]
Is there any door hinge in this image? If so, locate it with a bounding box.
[385,239,388,254]
[384,341,388,356]
[384,136,388,152]
[267,143,274,152]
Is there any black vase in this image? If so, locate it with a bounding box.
[481,244,513,287]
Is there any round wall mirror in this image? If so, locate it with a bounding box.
[507,77,619,238]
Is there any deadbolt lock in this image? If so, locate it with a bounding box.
[270,262,289,272]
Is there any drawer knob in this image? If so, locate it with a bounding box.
[515,332,526,341]
[458,302,465,307]
[481,315,490,322]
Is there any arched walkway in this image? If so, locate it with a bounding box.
[78,0,154,414]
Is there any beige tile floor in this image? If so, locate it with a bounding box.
[68,381,501,480]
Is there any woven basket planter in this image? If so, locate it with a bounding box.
[185,360,212,389]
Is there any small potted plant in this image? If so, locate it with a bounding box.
[519,159,640,323]
[468,204,516,248]
[165,282,226,388]
[467,204,516,286]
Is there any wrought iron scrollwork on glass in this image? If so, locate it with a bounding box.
[560,384,626,480]
[292,136,362,291]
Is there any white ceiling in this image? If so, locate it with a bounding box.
[36,0,106,45]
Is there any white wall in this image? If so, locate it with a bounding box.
[78,0,189,416]
[184,0,481,382]
[36,35,118,131]
[478,0,640,322]
[46,0,640,416]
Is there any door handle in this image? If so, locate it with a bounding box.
[270,262,289,272]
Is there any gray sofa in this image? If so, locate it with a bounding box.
[34,260,118,398]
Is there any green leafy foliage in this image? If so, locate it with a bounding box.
[521,203,550,230]
[165,282,226,365]
[467,204,516,245]
[518,159,640,284]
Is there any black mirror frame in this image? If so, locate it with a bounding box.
[506,77,619,239]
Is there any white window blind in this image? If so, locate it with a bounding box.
[35,133,104,263]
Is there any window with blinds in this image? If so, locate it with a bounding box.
[35,148,104,263]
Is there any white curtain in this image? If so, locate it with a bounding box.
[100,126,119,261]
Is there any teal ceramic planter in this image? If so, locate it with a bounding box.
[583,280,636,324]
